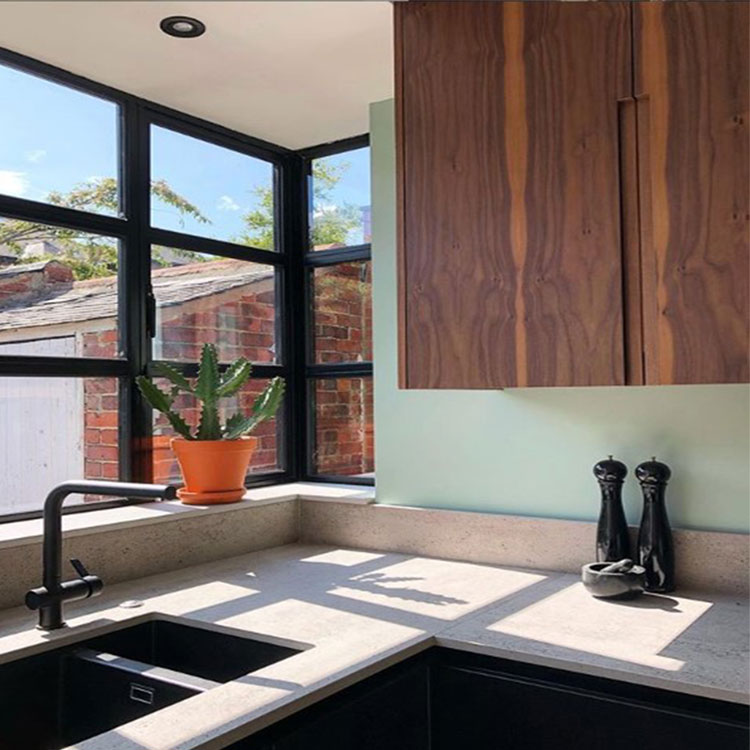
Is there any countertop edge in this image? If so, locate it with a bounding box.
[433,636,749,707]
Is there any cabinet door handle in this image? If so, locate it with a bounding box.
[632,95,660,385]
[617,96,645,386]
[129,683,155,705]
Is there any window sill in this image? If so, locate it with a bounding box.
[0,482,375,550]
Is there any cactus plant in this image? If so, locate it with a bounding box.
[136,344,285,441]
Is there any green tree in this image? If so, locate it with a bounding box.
[0,160,361,278]
[236,160,361,250]
[0,177,209,279]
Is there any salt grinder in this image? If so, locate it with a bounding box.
[636,457,675,593]
[593,456,631,563]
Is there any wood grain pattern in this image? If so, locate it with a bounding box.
[399,1,516,388]
[520,2,631,387]
[394,5,409,389]
[504,3,529,387]
[397,2,631,388]
[635,2,749,384]
[619,98,645,386]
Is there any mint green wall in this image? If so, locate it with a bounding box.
[370,98,750,533]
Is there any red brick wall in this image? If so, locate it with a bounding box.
[157,284,276,365]
[80,262,373,486]
[0,261,73,305]
[82,374,119,480]
[313,262,373,364]
[313,377,374,476]
[151,379,280,484]
[80,336,120,497]
[312,262,373,476]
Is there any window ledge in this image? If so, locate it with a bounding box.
[0,482,374,550]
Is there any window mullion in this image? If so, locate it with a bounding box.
[120,99,152,482]
[300,138,373,484]
[282,153,309,481]
[304,244,371,267]
[0,194,128,238]
[0,358,128,377]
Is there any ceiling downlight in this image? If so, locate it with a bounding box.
[160,16,206,39]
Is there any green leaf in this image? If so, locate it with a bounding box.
[251,377,286,423]
[152,362,194,394]
[223,412,262,440]
[136,376,174,412]
[194,344,220,404]
[196,402,222,441]
[216,358,252,398]
[164,412,194,441]
[223,377,285,440]
[223,412,251,439]
[219,357,251,388]
[0,177,211,281]
[136,376,193,439]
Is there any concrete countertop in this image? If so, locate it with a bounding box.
[0,544,746,750]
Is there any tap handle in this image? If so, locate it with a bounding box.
[70,558,103,598]
[70,558,90,578]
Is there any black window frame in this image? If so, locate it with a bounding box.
[296,135,374,486]
[0,47,373,523]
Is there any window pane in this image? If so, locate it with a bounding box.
[0,219,120,357]
[312,261,372,364]
[311,377,373,477]
[0,376,119,516]
[151,247,278,364]
[0,63,119,214]
[152,378,284,484]
[310,147,370,250]
[150,126,275,249]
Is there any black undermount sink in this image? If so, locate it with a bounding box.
[0,616,304,750]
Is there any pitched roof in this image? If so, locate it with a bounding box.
[0,259,273,332]
[0,260,52,277]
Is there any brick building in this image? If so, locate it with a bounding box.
[0,255,372,495]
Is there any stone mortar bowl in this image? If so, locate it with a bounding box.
[581,562,646,600]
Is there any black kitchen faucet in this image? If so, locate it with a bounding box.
[25,480,176,630]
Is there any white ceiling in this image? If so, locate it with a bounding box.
[0,1,393,149]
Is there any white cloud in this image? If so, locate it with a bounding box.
[0,170,28,197]
[313,204,338,218]
[25,149,46,164]
[217,195,240,212]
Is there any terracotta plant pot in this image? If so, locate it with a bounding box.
[171,437,255,505]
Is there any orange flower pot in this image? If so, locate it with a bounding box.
[171,437,255,505]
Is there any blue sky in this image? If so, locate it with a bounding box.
[0,63,370,246]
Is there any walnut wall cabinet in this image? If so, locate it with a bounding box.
[395,1,749,389]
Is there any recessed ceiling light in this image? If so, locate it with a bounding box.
[160,16,206,39]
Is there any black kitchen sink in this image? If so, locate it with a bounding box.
[84,617,302,683]
[0,616,305,750]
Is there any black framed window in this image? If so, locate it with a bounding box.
[0,48,373,521]
[298,137,374,484]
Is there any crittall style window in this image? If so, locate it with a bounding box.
[301,139,373,482]
[0,49,373,520]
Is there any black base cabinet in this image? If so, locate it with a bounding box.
[229,658,430,750]
[226,649,749,750]
[432,652,748,750]
[275,660,429,750]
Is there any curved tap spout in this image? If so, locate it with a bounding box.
[26,480,177,630]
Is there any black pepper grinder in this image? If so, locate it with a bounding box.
[594,456,631,562]
[636,458,675,593]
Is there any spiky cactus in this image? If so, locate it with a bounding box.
[136,344,285,441]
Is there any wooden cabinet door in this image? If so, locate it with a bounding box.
[634,2,749,384]
[396,2,632,388]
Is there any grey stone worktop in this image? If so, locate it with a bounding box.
[0,543,747,750]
